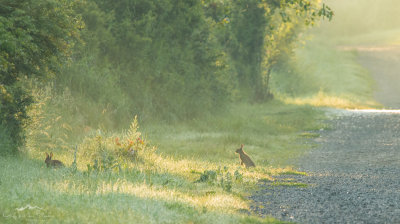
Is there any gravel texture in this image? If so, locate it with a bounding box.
[250,110,400,223]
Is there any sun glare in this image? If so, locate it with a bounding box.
[347,109,400,113]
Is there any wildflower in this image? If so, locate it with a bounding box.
[137,137,144,145]
[115,137,121,146]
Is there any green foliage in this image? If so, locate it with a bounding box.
[61,0,231,122]
[0,0,82,154]
[220,170,233,192]
[228,0,268,100]
[1,0,334,154]
[25,83,74,153]
[0,0,82,82]
[195,167,242,192]
[195,170,218,183]
[234,169,243,182]
[80,117,156,173]
[71,145,78,173]
[50,0,333,126]
[201,0,333,101]
[0,84,32,153]
[0,123,13,156]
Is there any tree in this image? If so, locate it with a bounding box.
[261,0,333,98]
[204,0,333,101]
[0,0,82,153]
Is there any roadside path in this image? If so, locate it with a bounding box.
[357,46,400,108]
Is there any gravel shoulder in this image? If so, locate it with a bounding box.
[250,111,400,223]
[250,47,400,223]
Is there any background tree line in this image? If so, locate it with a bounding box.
[0,0,332,154]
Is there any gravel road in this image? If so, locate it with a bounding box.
[250,110,400,223]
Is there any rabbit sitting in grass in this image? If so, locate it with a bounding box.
[235,144,255,168]
[45,152,64,168]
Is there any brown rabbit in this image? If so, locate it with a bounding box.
[45,152,64,168]
[235,144,255,168]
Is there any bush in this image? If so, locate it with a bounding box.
[79,117,156,173]
[66,0,231,122]
[194,166,242,192]
[0,84,32,154]
[0,124,14,156]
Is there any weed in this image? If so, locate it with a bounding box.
[234,170,244,182]
[195,170,217,183]
[279,170,307,176]
[271,182,308,188]
[221,171,233,192]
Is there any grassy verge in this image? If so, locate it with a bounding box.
[144,101,325,167]
[0,99,324,224]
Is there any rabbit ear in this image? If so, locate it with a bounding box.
[241,144,244,148]
[45,152,49,157]
[50,152,53,158]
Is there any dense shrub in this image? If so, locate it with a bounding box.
[0,84,32,153]
[0,0,82,154]
[79,117,157,173]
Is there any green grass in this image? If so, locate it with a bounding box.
[0,100,323,223]
[144,100,325,167]
[270,182,308,188]
[0,157,264,224]
[278,170,308,176]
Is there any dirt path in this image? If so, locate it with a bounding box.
[250,47,400,223]
[357,45,400,108]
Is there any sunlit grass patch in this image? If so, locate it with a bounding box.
[280,90,379,109]
[299,132,320,138]
[51,178,248,213]
[270,182,308,188]
[278,170,307,176]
